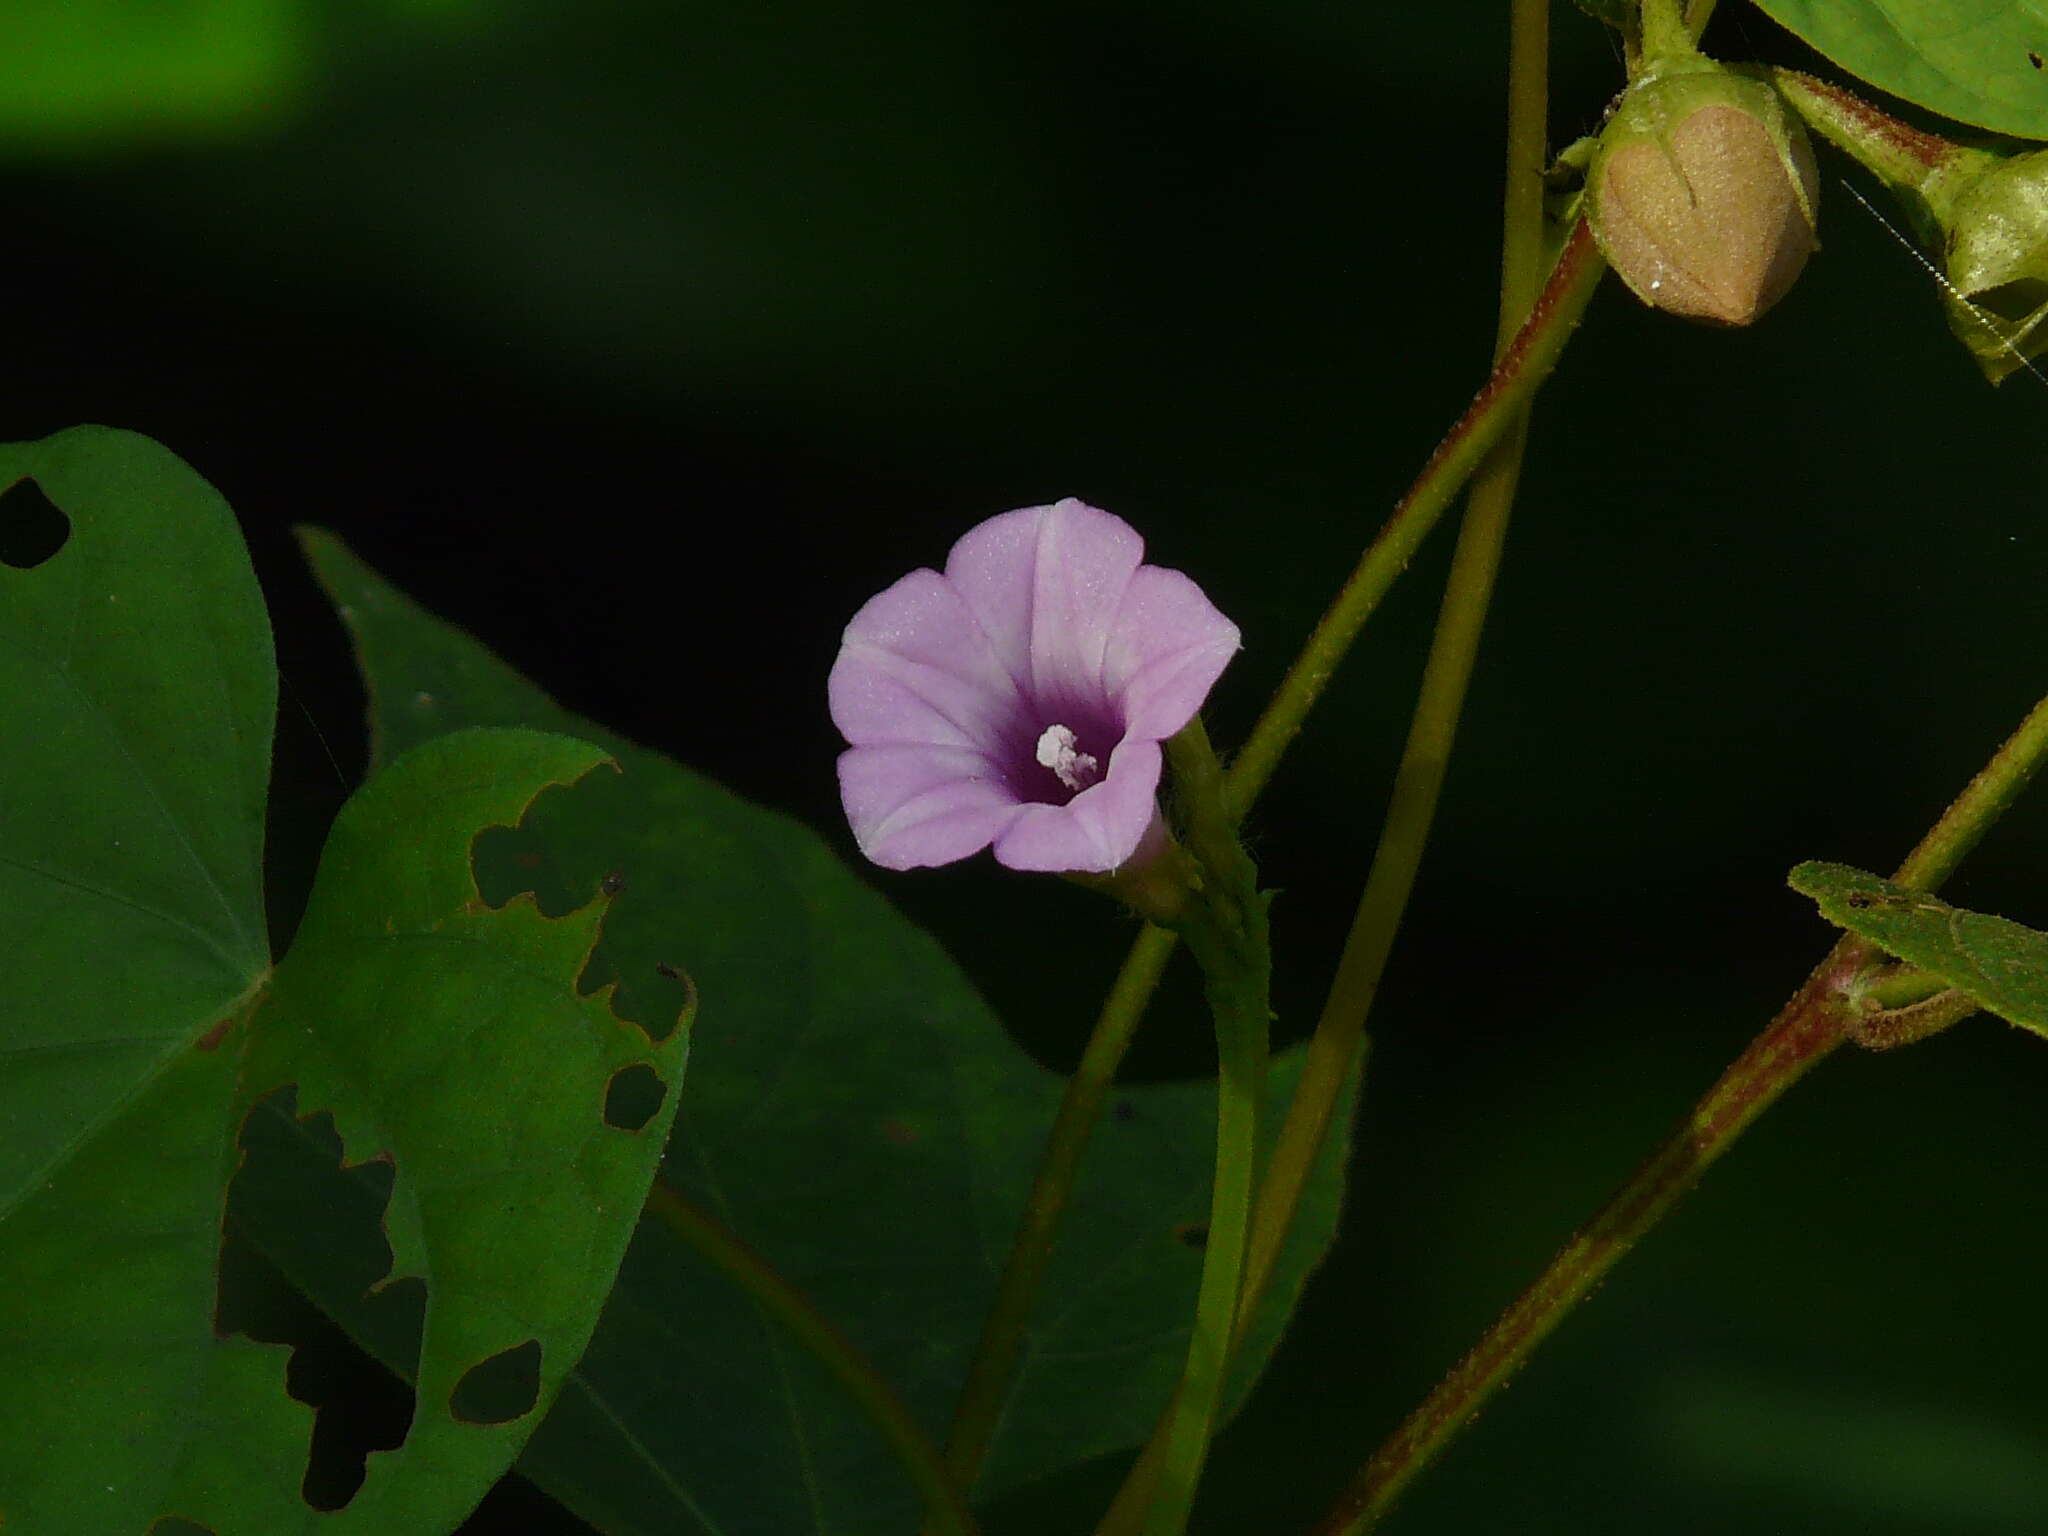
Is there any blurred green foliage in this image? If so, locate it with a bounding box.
[0,0,481,152]
[0,0,303,148]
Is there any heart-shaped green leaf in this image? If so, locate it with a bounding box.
[0,426,277,1534]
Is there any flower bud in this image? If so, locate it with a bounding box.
[1771,68,2048,384]
[1588,61,1820,326]
[1933,150,2048,383]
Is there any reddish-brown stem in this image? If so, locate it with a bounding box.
[1308,941,1865,1535]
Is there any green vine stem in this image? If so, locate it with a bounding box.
[1308,685,2048,1536]
[937,923,1176,1495]
[1854,961,1948,1014]
[1244,0,1552,1329]
[1138,720,1274,1536]
[1850,987,1980,1050]
[1221,215,1605,825]
[1638,0,1692,60]
[641,1182,981,1536]
[944,217,1608,1528]
[1093,8,1566,1529]
[1894,688,2048,888]
[1143,908,1270,1536]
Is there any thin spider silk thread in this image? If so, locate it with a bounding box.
[1838,176,2048,390]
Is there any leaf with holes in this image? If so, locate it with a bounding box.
[167,726,691,1534]
[0,428,687,1536]
[1790,861,2048,1040]
[1752,0,2048,139]
[296,527,1360,1535]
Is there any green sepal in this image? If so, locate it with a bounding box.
[1587,57,1821,325]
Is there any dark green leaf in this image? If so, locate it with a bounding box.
[1788,860,2048,1038]
[0,426,274,1198]
[298,527,1359,1534]
[1752,1,2048,138]
[0,426,277,1533]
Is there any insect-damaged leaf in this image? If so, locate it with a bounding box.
[297,527,1359,1535]
[0,428,684,1534]
[171,727,691,1534]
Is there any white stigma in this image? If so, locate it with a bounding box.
[1035,723,1101,792]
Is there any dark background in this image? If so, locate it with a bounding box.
[7,1,2045,1531]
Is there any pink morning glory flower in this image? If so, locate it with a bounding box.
[830,498,1241,873]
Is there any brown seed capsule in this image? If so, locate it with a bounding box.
[1589,64,1821,327]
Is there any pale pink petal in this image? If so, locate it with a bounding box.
[832,500,1237,876]
[838,745,1028,869]
[830,569,1024,751]
[945,499,1143,709]
[991,738,1163,872]
[1102,566,1242,740]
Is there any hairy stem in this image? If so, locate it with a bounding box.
[1309,686,2048,1534]
[1308,951,1859,1536]
[1222,217,1603,824]
[1893,688,2048,889]
[1141,913,1270,1536]
[1131,720,1275,1534]
[1094,9,1575,1527]
[1246,0,1551,1324]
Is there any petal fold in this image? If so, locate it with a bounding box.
[1102,566,1242,740]
[945,499,1143,712]
[837,744,1026,869]
[830,568,1024,751]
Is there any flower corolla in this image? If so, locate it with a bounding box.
[829,498,1240,873]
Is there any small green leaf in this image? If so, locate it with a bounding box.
[1751,1,2048,139]
[1789,860,2048,1038]
[298,528,1359,1533]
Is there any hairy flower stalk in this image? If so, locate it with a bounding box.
[838,501,1268,1536]
[830,498,1240,874]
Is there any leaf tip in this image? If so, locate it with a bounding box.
[1786,859,1831,896]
